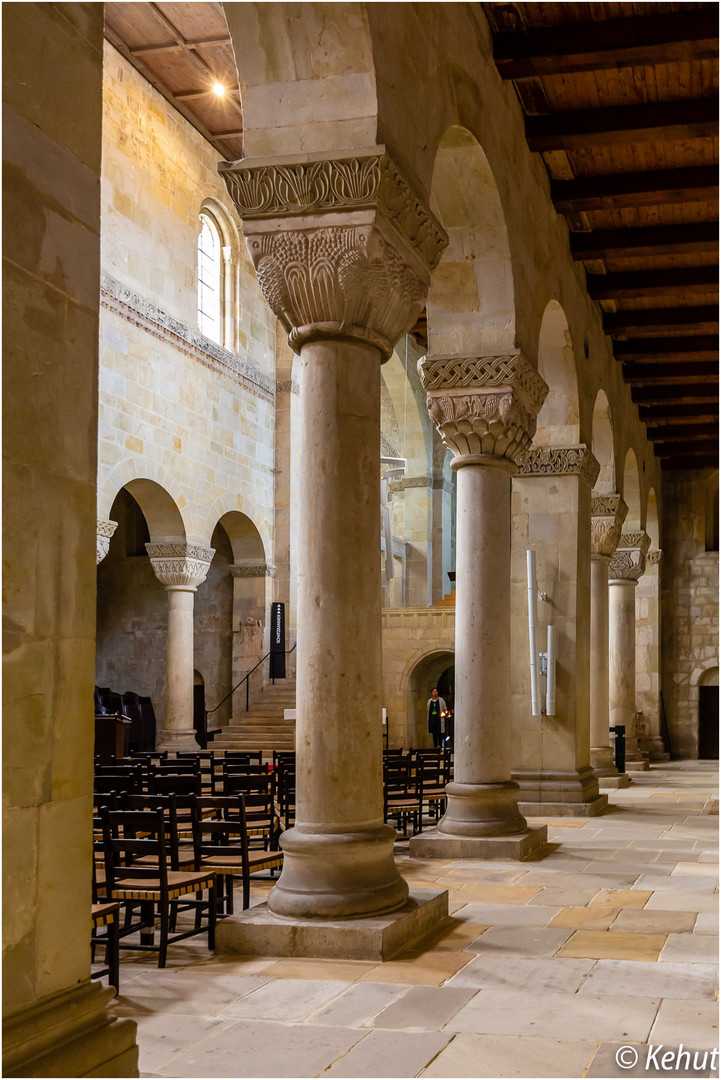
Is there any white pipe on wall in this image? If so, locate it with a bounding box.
[546,623,556,716]
[527,550,540,716]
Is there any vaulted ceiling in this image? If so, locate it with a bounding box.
[483,1,718,470]
[104,2,718,470]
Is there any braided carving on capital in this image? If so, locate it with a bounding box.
[97,519,118,564]
[146,543,214,589]
[418,354,548,416]
[516,445,600,488]
[591,494,628,557]
[609,531,651,581]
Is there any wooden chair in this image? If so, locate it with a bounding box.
[101,806,216,968]
[384,755,420,837]
[193,795,283,912]
[221,773,280,845]
[147,771,202,798]
[91,902,121,991]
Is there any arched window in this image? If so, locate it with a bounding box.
[198,212,222,344]
[705,471,719,552]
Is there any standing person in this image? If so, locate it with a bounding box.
[427,687,448,749]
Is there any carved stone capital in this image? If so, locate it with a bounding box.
[146,543,214,589]
[516,444,600,488]
[230,562,277,578]
[647,549,662,566]
[418,354,548,465]
[609,531,651,581]
[591,494,628,557]
[96,519,118,564]
[221,147,447,360]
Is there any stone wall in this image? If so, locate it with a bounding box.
[661,469,719,758]
[382,608,455,748]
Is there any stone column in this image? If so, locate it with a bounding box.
[510,446,608,816]
[410,354,549,859]
[230,562,270,717]
[220,147,448,922]
[96,518,118,564]
[146,543,214,751]
[590,495,630,787]
[637,549,668,761]
[609,532,651,771]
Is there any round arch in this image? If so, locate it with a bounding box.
[427,126,515,355]
[99,459,188,539]
[213,510,266,567]
[405,648,455,749]
[200,493,271,559]
[622,448,642,530]
[591,390,615,495]
[535,300,580,447]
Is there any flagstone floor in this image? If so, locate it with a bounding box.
[109,761,719,1079]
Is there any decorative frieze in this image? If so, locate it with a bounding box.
[417,353,548,465]
[516,445,600,488]
[101,274,274,401]
[591,494,628,557]
[647,549,663,566]
[230,563,277,578]
[96,519,118,564]
[609,531,651,582]
[221,149,448,360]
[388,475,432,494]
[146,543,214,589]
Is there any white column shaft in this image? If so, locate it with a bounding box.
[609,579,638,739]
[164,587,196,736]
[590,555,612,750]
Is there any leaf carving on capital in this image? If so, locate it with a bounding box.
[516,445,600,488]
[647,549,662,565]
[248,225,426,359]
[96,519,118,564]
[418,354,549,417]
[221,150,448,272]
[620,531,651,554]
[590,494,628,557]
[427,390,536,463]
[145,543,214,588]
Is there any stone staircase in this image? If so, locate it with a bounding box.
[212,679,296,754]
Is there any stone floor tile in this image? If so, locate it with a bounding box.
[359,950,472,986]
[557,930,667,962]
[694,912,720,934]
[420,1032,598,1078]
[549,906,621,930]
[660,934,720,964]
[322,1029,452,1077]
[650,999,720,1050]
[260,958,376,981]
[370,985,476,1030]
[585,1042,715,1078]
[307,983,407,1028]
[445,954,594,994]
[697,852,719,863]
[162,1019,365,1078]
[450,901,558,927]
[610,908,697,934]
[578,959,718,999]
[590,888,654,908]
[111,971,272,1017]
[672,862,720,878]
[448,883,542,903]
[125,1014,236,1073]
[445,988,660,1041]
[645,892,720,913]
[654,850,701,864]
[218,978,348,1022]
[529,884,616,907]
[467,925,572,957]
[412,918,490,953]
[633,874,719,894]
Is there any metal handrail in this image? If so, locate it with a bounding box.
[205,642,297,722]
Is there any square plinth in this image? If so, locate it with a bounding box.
[518,794,609,817]
[215,887,448,962]
[598,773,631,789]
[627,759,650,772]
[408,824,547,861]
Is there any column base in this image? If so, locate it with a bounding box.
[436,781,529,838]
[639,735,670,762]
[268,824,408,920]
[409,825,547,860]
[626,755,650,772]
[2,983,138,1078]
[598,772,631,789]
[216,887,448,961]
[513,767,607,817]
[590,745,620,778]
[155,728,200,752]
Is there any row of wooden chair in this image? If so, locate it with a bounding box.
[383,749,452,837]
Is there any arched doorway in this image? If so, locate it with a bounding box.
[408,650,455,749]
[698,667,719,760]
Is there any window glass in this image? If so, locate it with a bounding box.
[198,214,222,344]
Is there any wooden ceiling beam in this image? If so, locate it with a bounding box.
[655,441,719,457]
[623,362,719,385]
[661,454,720,469]
[552,167,718,212]
[527,98,718,151]
[570,223,719,261]
[604,306,719,336]
[493,10,719,78]
[641,403,719,423]
[615,336,719,362]
[649,423,719,442]
[588,266,719,300]
[632,384,719,405]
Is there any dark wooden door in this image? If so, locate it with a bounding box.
[698,686,719,760]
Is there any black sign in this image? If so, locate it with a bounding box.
[269,602,286,679]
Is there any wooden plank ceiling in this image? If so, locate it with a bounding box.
[105,3,718,469]
[483,1,719,470]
